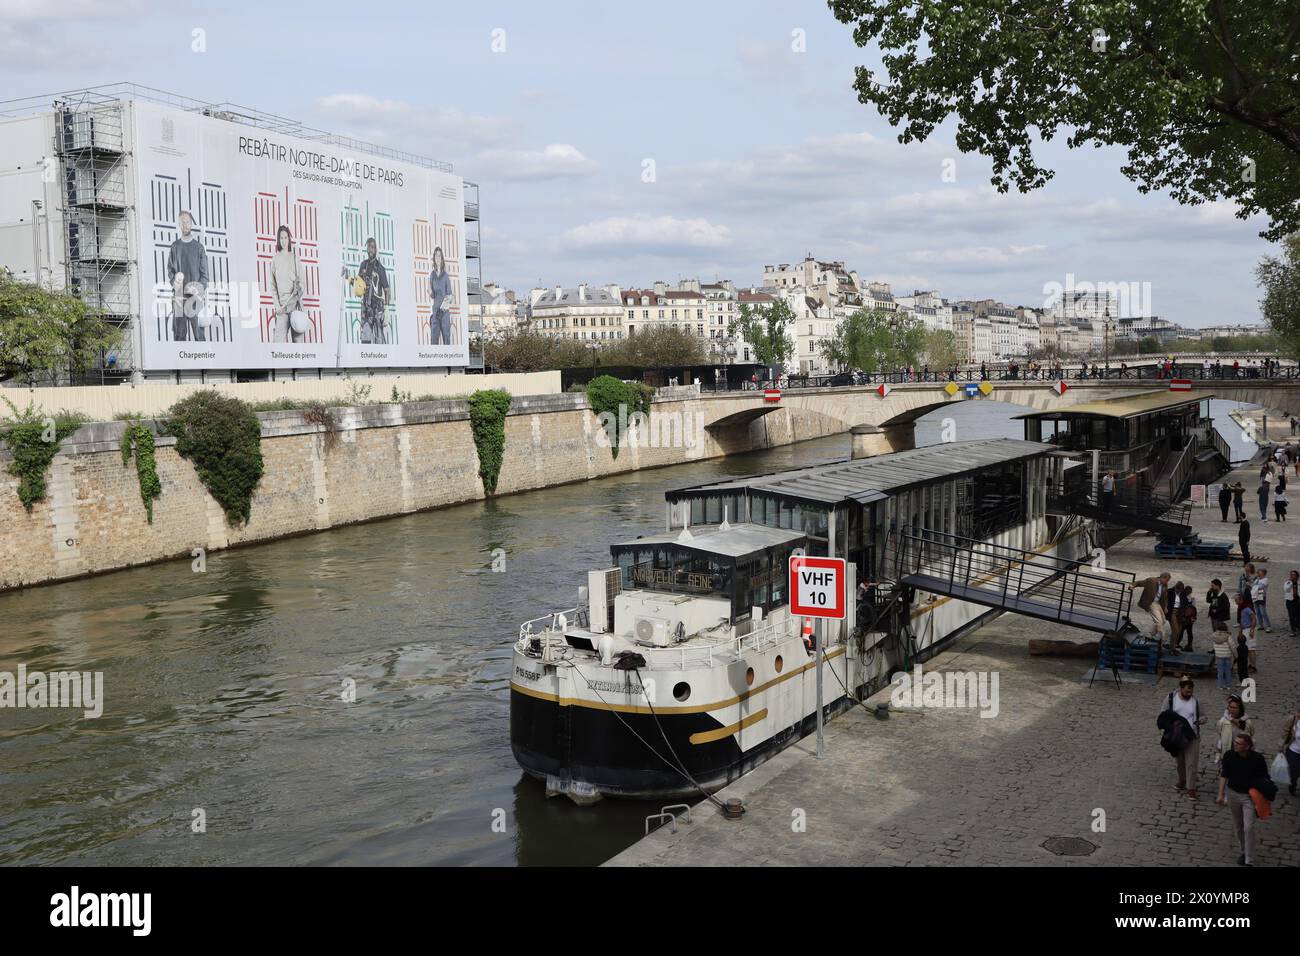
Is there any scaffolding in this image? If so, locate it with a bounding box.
[463,181,484,370]
[54,91,133,382]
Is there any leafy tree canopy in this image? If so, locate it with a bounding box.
[829,0,1300,239]
[0,269,121,385]
[821,308,926,372]
[1257,233,1300,357]
[923,327,965,367]
[735,298,796,367]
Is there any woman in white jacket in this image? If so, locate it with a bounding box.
[270,225,307,343]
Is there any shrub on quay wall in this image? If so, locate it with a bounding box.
[120,421,162,523]
[468,389,512,495]
[164,391,264,527]
[0,399,85,512]
[584,375,652,459]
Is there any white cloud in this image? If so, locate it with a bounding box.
[906,244,1050,266]
[560,215,732,254]
[474,144,597,182]
[314,93,513,155]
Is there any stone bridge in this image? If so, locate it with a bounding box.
[691,380,1300,456]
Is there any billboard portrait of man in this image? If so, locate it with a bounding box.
[357,237,390,344]
[166,210,210,341]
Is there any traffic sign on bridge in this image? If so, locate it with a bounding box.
[789,556,846,619]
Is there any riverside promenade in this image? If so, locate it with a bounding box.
[608,458,1300,867]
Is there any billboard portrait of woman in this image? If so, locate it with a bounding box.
[428,246,455,345]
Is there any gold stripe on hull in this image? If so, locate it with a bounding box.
[689,708,769,745]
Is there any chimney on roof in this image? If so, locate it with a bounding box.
[554,284,563,301]
[578,282,588,302]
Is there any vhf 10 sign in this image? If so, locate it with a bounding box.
[789,556,846,619]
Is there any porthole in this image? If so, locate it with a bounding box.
[774,655,784,673]
[673,681,691,702]
[745,667,755,686]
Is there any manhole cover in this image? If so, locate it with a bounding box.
[1041,836,1097,857]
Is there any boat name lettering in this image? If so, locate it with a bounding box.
[586,679,642,695]
[632,567,718,591]
[514,666,541,682]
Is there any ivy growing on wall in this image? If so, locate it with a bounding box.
[165,391,265,526]
[467,389,512,495]
[0,399,85,512]
[584,375,653,459]
[120,422,162,522]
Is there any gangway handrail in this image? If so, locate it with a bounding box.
[893,527,1137,634]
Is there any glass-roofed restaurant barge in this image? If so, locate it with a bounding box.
[510,438,1099,802]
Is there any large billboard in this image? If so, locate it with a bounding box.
[130,100,469,370]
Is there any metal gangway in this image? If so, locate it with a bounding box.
[1050,483,1193,539]
[893,528,1135,634]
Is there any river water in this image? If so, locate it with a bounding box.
[0,398,1258,865]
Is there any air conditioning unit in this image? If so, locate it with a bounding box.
[588,568,621,634]
[634,617,671,647]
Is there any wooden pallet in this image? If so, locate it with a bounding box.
[1097,640,1161,674]
[1154,541,1233,560]
[1157,650,1215,676]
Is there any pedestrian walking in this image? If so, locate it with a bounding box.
[1257,477,1270,521]
[1285,569,1300,637]
[1235,593,1258,675]
[1252,566,1273,633]
[1238,519,1251,565]
[1217,482,1232,521]
[1179,584,1196,651]
[1129,572,1172,644]
[1101,470,1116,513]
[1232,482,1246,521]
[1158,676,1205,799]
[1216,695,1255,758]
[1168,580,1186,654]
[1275,486,1288,521]
[1280,708,1300,796]
[1216,732,1270,865]
[1212,622,1234,689]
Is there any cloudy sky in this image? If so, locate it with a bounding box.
[0,0,1278,325]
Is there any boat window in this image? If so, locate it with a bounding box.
[972,462,1025,537]
[615,546,732,597]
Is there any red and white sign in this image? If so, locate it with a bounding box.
[1169,379,1193,391]
[876,383,892,398]
[1052,380,1068,395]
[789,556,846,619]
[764,388,782,402]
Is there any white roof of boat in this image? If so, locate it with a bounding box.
[667,438,1050,506]
[612,523,805,559]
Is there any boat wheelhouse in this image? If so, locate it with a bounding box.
[1016,392,1231,541]
[510,439,1101,802]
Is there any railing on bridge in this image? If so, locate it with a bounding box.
[700,359,1297,392]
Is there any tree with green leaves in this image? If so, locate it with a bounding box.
[923,327,965,368]
[735,298,796,368]
[483,329,594,372]
[829,0,1300,240]
[1257,233,1300,357]
[821,308,927,372]
[605,325,708,367]
[0,269,121,385]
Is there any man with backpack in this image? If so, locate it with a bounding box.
[1158,676,1206,799]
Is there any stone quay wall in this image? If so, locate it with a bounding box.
[0,390,843,592]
